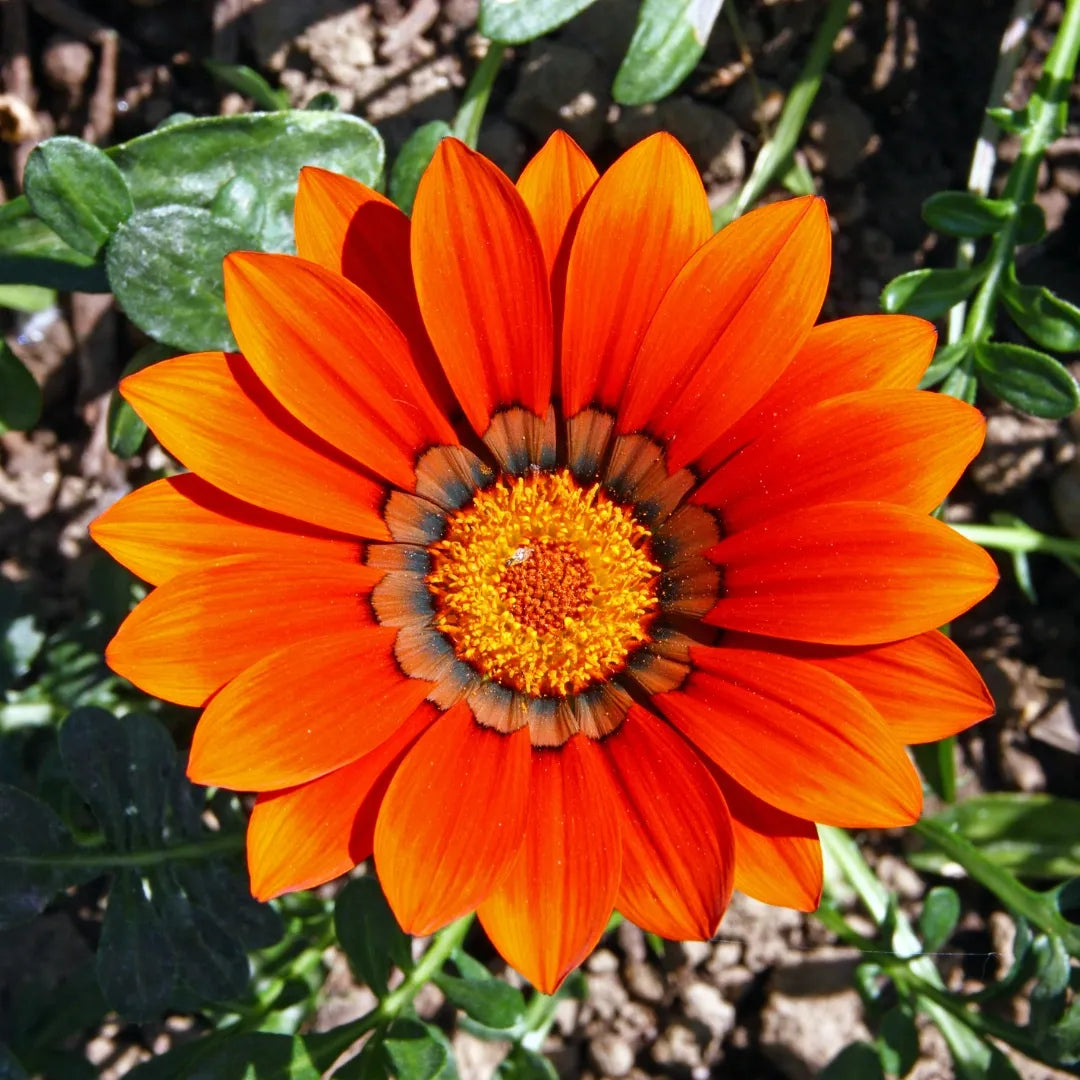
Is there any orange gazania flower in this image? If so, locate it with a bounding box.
[93,132,997,993]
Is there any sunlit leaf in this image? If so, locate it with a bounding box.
[973,341,1080,418]
[880,265,987,320]
[921,191,1013,238]
[1001,274,1080,353]
[479,0,597,42]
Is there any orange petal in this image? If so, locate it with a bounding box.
[224,252,457,490]
[516,130,598,277]
[375,703,532,935]
[121,352,389,539]
[694,389,986,530]
[657,644,923,828]
[247,704,436,900]
[618,196,831,470]
[707,501,999,644]
[745,630,995,744]
[107,555,382,707]
[411,139,552,434]
[607,707,733,940]
[698,314,937,475]
[707,765,822,911]
[560,133,711,417]
[293,167,456,418]
[90,474,357,586]
[478,735,622,993]
[189,627,432,790]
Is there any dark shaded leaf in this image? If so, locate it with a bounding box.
[389,121,452,215]
[973,341,1080,418]
[479,0,597,42]
[335,876,413,997]
[494,1046,559,1080]
[612,0,724,106]
[880,266,987,320]
[820,1042,885,1080]
[23,137,133,257]
[918,886,961,953]
[204,61,289,111]
[0,1044,30,1080]
[1030,933,1070,1038]
[105,206,251,351]
[433,971,525,1029]
[1001,275,1080,353]
[127,1032,320,1080]
[174,858,282,951]
[305,91,340,111]
[107,343,175,458]
[0,197,107,292]
[921,191,1013,238]
[878,1007,919,1077]
[97,868,175,1019]
[382,1020,457,1080]
[1015,201,1046,244]
[0,342,42,433]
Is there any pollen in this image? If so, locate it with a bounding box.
[426,470,660,697]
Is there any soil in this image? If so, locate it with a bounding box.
[1,1,1078,1078]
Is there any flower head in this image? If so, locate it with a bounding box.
[93,132,997,993]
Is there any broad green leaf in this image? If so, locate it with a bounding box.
[1001,274,1080,353]
[0,197,108,292]
[23,137,133,257]
[0,783,85,927]
[918,341,969,390]
[334,876,413,997]
[389,121,452,215]
[382,1020,457,1080]
[880,266,987,320]
[0,342,43,433]
[819,1042,885,1080]
[913,794,1080,879]
[918,885,961,952]
[97,868,175,1019]
[973,341,1080,418]
[205,60,289,111]
[921,191,1013,238]
[433,970,526,1029]
[107,342,175,458]
[105,206,251,351]
[613,0,724,106]
[479,0,597,42]
[175,859,282,952]
[877,1007,919,1077]
[494,1046,559,1080]
[0,283,55,312]
[127,1033,320,1080]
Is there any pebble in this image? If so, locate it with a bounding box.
[589,1032,635,1077]
[682,981,737,1040]
[624,959,665,1003]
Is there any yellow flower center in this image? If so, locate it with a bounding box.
[426,470,660,697]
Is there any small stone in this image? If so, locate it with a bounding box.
[587,948,620,974]
[651,1023,703,1069]
[616,919,647,962]
[1029,696,1080,755]
[682,981,736,1040]
[42,34,94,93]
[585,970,629,1021]
[589,1033,635,1077]
[624,959,665,1003]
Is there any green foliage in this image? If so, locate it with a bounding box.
[880,266,988,321]
[917,886,961,953]
[0,342,42,433]
[204,61,290,111]
[478,0,597,43]
[972,341,1080,418]
[390,121,453,215]
[335,876,414,996]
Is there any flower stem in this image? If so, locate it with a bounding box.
[452,43,507,149]
[950,521,1080,562]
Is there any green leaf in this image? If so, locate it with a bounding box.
[913,794,1080,879]
[175,858,282,952]
[913,736,956,804]
[1001,275,1080,353]
[933,1004,1021,1080]
[819,1042,886,1080]
[127,1033,320,1080]
[494,1046,559,1080]
[918,886,961,952]
[986,105,1027,134]
[918,341,969,390]
[107,342,175,457]
[305,91,340,111]
[389,121,452,215]
[433,970,526,1029]
[479,0,597,42]
[921,191,1013,238]
[0,342,43,433]
[0,283,55,312]
[0,197,108,292]
[973,341,1080,418]
[1030,933,1070,1037]
[382,1021,457,1080]
[612,0,724,106]
[105,205,251,351]
[880,266,987,320]
[23,137,133,257]
[0,783,85,927]
[1015,201,1046,244]
[205,60,289,111]
[877,1007,919,1077]
[334,876,413,997]
[939,362,978,403]
[97,868,175,1019]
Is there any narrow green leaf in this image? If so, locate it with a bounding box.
[494,1046,559,1080]
[820,1042,885,1080]
[612,0,724,106]
[934,1005,1021,1080]
[986,105,1027,134]
[918,341,969,389]
[334,876,413,997]
[880,266,987,320]
[913,736,956,803]
[204,60,289,111]
[97,868,175,1019]
[939,362,978,403]
[0,283,55,312]
[0,342,43,433]
[918,886,961,952]
[433,970,526,1029]
[921,191,1013,238]
[107,342,175,457]
[105,205,251,352]
[479,0,597,42]
[973,341,1080,419]
[1001,275,1080,353]
[23,137,133,257]
[878,1007,919,1077]
[389,121,452,215]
